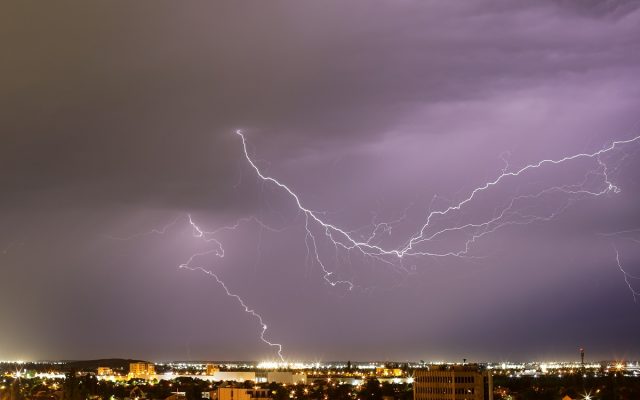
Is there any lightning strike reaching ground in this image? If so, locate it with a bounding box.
[107,213,286,360]
[180,215,285,360]
[178,265,285,361]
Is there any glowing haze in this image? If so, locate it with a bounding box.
[1,0,640,362]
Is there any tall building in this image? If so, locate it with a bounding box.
[129,362,156,380]
[413,365,493,400]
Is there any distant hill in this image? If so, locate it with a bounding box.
[63,358,146,372]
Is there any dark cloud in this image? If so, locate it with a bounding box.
[1,0,640,361]
[554,0,640,18]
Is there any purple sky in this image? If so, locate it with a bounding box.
[2,0,640,363]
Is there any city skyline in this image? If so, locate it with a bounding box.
[2,0,640,362]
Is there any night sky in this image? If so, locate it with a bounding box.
[2,1,640,363]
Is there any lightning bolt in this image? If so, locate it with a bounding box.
[108,129,640,361]
[107,213,287,360]
[236,129,640,290]
[601,229,640,302]
[178,263,284,361]
[614,246,640,303]
[180,214,285,361]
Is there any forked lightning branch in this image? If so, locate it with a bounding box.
[124,130,640,361]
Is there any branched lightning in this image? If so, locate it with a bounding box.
[180,215,285,360]
[108,129,640,361]
[107,213,286,360]
[236,130,640,291]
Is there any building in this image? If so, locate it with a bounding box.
[216,387,271,400]
[129,362,156,380]
[206,364,220,376]
[210,371,257,382]
[97,367,114,376]
[254,371,307,384]
[375,367,404,377]
[413,365,493,400]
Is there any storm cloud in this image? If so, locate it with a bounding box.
[1,0,640,362]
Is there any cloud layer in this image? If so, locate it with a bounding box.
[1,0,640,361]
